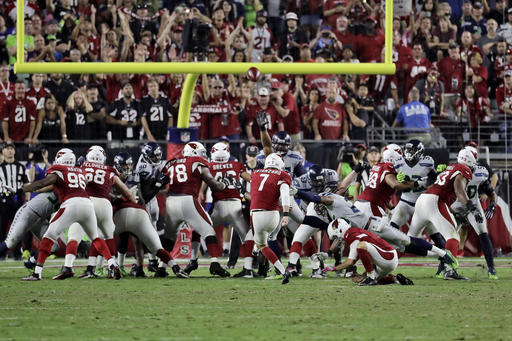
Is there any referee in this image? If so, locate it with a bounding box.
[0,142,30,260]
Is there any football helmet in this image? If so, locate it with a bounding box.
[54,148,76,166]
[211,142,230,163]
[272,131,291,156]
[264,153,285,170]
[114,151,133,177]
[457,148,476,170]
[308,164,326,192]
[323,169,340,193]
[182,142,207,158]
[383,143,403,155]
[327,218,351,240]
[404,139,424,164]
[465,145,478,160]
[382,148,403,165]
[141,142,162,166]
[86,145,106,164]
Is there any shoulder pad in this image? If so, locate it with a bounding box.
[473,165,489,178]
[286,151,303,160]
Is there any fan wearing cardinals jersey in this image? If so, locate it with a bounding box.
[161,141,232,277]
[326,218,399,286]
[207,142,256,278]
[390,140,437,230]
[52,146,137,280]
[105,151,189,279]
[451,146,499,279]
[20,148,121,281]
[408,148,479,280]
[2,80,36,143]
[355,146,417,217]
[250,153,293,284]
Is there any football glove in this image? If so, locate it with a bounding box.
[221,176,233,189]
[413,177,428,191]
[396,171,406,183]
[436,164,447,173]
[289,185,298,196]
[154,170,169,188]
[255,111,268,130]
[76,156,85,167]
[353,160,369,174]
[485,203,497,220]
[466,201,483,223]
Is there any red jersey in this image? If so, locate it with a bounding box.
[495,84,512,113]
[335,31,358,54]
[250,168,292,211]
[363,74,398,105]
[163,156,208,196]
[205,94,240,138]
[0,80,14,106]
[323,0,349,29]
[426,164,472,206]
[26,86,50,109]
[358,163,396,210]
[209,160,246,202]
[280,92,301,135]
[406,57,431,94]
[455,97,489,128]
[437,56,465,94]
[344,227,394,252]
[82,162,118,200]
[313,101,346,139]
[469,66,488,98]
[47,164,89,203]
[357,33,385,63]
[245,102,282,139]
[2,97,36,141]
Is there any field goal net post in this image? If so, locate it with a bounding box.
[14,0,395,129]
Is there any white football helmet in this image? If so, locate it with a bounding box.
[457,148,477,170]
[327,218,351,240]
[384,143,403,155]
[465,146,478,160]
[54,148,76,166]
[182,142,207,158]
[382,148,403,165]
[264,153,285,170]
[211,142,230,163]
[86,145,106,164]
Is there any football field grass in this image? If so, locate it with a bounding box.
[1,257,512,341]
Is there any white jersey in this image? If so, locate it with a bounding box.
[464,165,488,204]
[257,151,305,179]
[133,155,163,208]
[26,192,60,218]
[396,156,435,203]
[322,192,370,228]
[250,26,272,62]
[294,168,337,211]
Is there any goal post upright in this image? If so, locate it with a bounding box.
[15,0,395,129]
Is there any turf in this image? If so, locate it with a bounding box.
[1,257,512,341]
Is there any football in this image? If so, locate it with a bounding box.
[247,67,261,82]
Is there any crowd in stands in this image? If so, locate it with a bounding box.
[0,0,511,150]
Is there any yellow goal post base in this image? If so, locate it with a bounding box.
[14,0,395,129]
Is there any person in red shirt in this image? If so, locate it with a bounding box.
[250,153,293,284]
[326,218,399,286]
[405,43,431,98]
[270,80,301,142]
[455,83,492,129]
[438,42,466,115]
[408,148,478,280]
[0,65,14,108]
[245,87,284,144]
[20,148,121,281]
[467,52,488,99]
[496,69,512,114]
[2,80,36,144]
[322,0,348,30]
[312,86,348,140]
[161,141,231,277]
[26,74,50,110]
[357,17,384,62]
[334,16,358,54]
[202,77,240,139]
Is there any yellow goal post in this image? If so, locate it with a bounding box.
[14,0,395,128]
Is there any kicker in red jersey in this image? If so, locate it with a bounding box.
[250,168,291,211]
[209,160,246,202]
[82,162,118,200]
[163,156,208,196]
[344,227,395,253]
[426,163,472,206]
[47,164,90,203]
[358,162,397,210]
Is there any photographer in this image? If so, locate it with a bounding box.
[335,143,367,199]
[309,25,342,59]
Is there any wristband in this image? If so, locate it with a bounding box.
[283,212,289,216]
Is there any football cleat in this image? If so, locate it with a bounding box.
[22,273,41,281]
[155,267,169,278]
[344,265,358,278]
[135,266,147,278]
[396,273,414,285]
[109,264,122,280]
[79,269,99,279]
[358,276,378,286]
[488,268,498,280]
[22,250,30,260]
[233,268,254,278]
[440,250,459,270]
[147,259,158,273]
[281,270,291,285]
[443,269,469,280]
[24,259,36,270]
[209,262,231,277]
[286,265,299,277]
[129,264,138,276]
[96,267,107,278]
[52,266,74,280]
[172,265,189,279]
[184,259,198,274]
[310,268,325,279]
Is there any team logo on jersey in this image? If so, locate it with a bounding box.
[180,131,191,143]
[325,108,339,120]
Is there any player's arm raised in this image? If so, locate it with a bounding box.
[256,111,273,156]
[113,175,137,203]
[22,174,58,193]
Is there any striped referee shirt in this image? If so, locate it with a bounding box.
[0,161,29,201]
